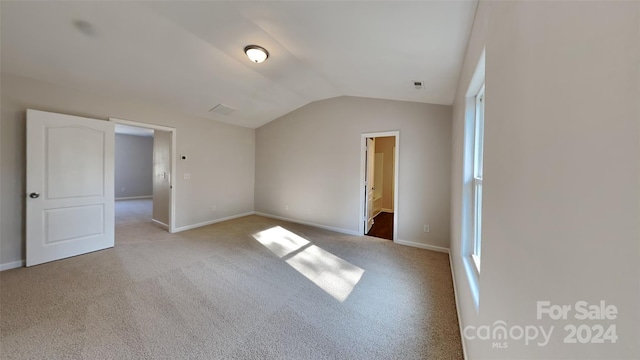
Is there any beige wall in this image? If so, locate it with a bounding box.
[255,96,452,249]
[152,130,171,226]
[450,1,640,358]
[115,133,153,199]
[0,73,255,266]
[375,136,395,211]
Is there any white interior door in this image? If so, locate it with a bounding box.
[152,130,172,228]
[26,109,115,267]
[365,137,375,233]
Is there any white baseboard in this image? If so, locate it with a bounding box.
[0,260,24,271]
[382,208,394,213]
[151,219,169,230]
[173,212,255,233]
[449,253,468,360]
[116,196,152,201]
[394,239,450,253]
[254,212,360,236]
[373,209,382,218]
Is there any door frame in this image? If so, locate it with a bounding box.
[359,131,399,240]
[109,117,177,233]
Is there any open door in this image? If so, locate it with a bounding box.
[26,110,115,267]
[364,137,375,233]
[152,130,172,228]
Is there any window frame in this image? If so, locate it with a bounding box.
[462,49,484,310]
[471,84,485,272]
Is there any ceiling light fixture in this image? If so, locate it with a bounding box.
[244,45,269,63]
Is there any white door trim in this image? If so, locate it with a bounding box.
[109,117,177,233]
[359,131,399,241]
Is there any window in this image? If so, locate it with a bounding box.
[471,84,485,271]
[463,49,484,309]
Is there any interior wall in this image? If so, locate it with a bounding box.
[114,133,153,199]
[152,130,171,226]
[0,73,255,266]
[375,136,395,211]
[0,80,25,268]
[255,96,452,249]
[0,72,5,267]
[450,1,640,358]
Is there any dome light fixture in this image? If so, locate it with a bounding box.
[244,45,269,63]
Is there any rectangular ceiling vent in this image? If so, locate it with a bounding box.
[412,81,424,90]
[209,103,237,116]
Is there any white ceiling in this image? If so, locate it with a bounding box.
[1,1,478,129]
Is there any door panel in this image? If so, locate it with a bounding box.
[44,205,104,244]
[365,138,375,233]
[152,130,171,227]
[46,126,105,199]
[27,109,115,267]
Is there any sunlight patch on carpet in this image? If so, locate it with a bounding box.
[252,226,310,257]
[253,226,364,302]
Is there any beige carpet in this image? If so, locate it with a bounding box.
[0,199,463,359]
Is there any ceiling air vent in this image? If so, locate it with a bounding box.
[412,81,424,90]
[209,103,237,116]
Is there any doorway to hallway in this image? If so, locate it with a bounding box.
[359,131,399,241]
[111,118,176,234]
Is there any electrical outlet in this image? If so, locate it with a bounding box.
[424,225,430,233]
[184,173,191,180]
[211,206,216,212]
[285,205,289,210]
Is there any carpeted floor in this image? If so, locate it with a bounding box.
[0,199,463,360]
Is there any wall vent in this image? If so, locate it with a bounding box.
[209,103,237,116]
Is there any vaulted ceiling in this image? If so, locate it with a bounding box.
[1,1,478,129]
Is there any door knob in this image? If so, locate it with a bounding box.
[29,192,40,199]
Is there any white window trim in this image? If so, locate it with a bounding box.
[471,84,485,272]
[462,48,485,311]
